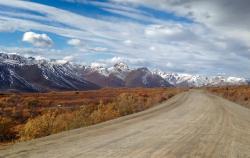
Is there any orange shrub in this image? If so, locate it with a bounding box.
[0,88,186,143]
[90,102,120,124]
[19,110,58,141]
[207,86,250,109]
[0,116,13,141]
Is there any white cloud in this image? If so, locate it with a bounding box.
[166,62,173,68]
[22,32,53,47]
[123,40,133,45]
[67,39,108,52]
[90,62,106,68]
[95,56,148,68]
[149,46,156,51]
[34,55,47,60]
[50,56,74,64]
[145,24,183,37]
[110,56,125,64]
[63,55,74,61]
[53,60,68,65]
[90,47,108,52]
[67,38,82,47]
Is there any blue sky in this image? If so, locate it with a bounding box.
[0,0,249,77]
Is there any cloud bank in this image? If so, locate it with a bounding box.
[0,0,249,77]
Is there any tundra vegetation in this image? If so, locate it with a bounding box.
[0,88,185,144]
[207,86,250,109]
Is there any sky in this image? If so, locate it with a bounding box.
[0,0,249,78]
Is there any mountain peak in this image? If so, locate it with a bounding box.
[113,62,129,71]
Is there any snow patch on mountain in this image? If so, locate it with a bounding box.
[108,62,130,80]
[153,70,248,87]
[88,62,130,79]
[0,52,99,91]
[0,52,248,90]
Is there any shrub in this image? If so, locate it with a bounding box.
[19,110,58,141]
[75,91,79,95]
[168,93,175,99]
[26,99,40,117]
[90,102,119,124]
[52,112,75,133]
[6,94,21,106]
[116,93,137,116]
[116,93,154,116]
[66,105,96,129]
[27,99,39,109]
[208,86,250,109]
[0,116,13,141]
[4,88,184,143]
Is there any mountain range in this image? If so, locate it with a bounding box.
[0,53,248,92]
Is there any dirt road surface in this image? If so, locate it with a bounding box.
[1,90,250,158]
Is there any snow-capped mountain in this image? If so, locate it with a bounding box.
[0,53,100,92]
[153,70,248,87]
[124,67,172,88]
[108,62,130,80]
[84,63,248,88]
[82,63,126,88]
[83,62,170,88]
[86,62,130,80]
[0,52,248,92]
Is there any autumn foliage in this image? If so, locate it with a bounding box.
[0,116,13,142]
[207,86,250,109]
[0,88,185,143]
